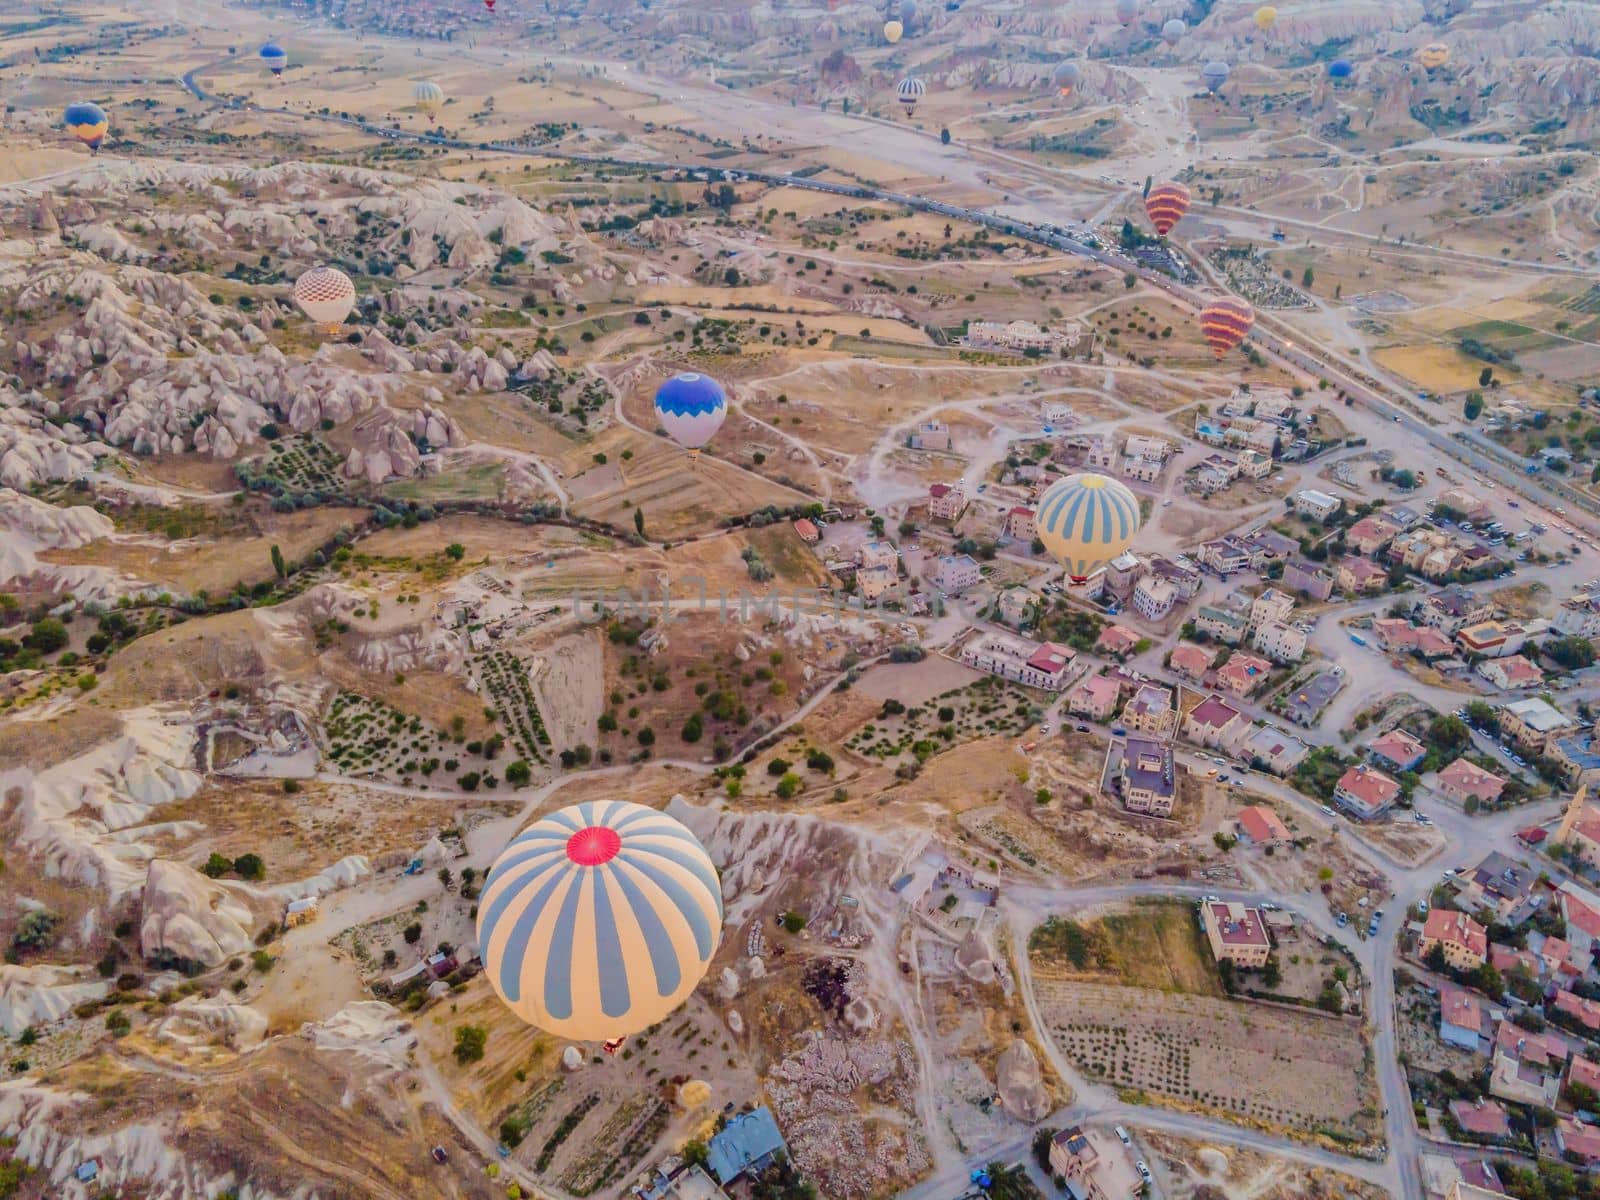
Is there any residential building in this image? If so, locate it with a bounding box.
[928,483,966,522]
[1069,674,1122,722]
[1240,724,1309,774]
[1477,655,1543,691]
[1500,697,1578,754]
[1369,727,1425,772]
[1436,758,1506,808]
[1168,641,1217,681]
[1200,901,1272,968]
[1216,652,1274,698]
[1234,805,1290,848]
[966,319,1061,354]
[1148,555,1202,600]
[1556,989,1600,1033]
[1132,575,1178,622]
[706,1107,788,1185]
[931,553,982,596]
[632,1164,727,1200]
[1439,487,1492,521]
[1551,732,1600,789]
[1123,685,1175,736]
[1237,449,1272,479]
[1194,604,1248,645]
[1123,454,1163,483]
[1555,1118,1600,1167]
[1414,585,1493,635]
[1120,736,1176,816]
[1096,624,1141,658]
[1085,437,1117,470]
[1564,812,1600,870]
[1554,593,1600,639]
[996,588,1039,629]
[1374,619,1456,658]
[1252,620,1307,664]
[1192,456,1240,495]
[284,896,319,928]
[857,565,899,602]
[1282,670,1344,727]
[1102,552,1146,602]
[1439,984,1486,1052]
[1251,389,1297,423]
[1183,694,1246,748]
[908,421,952,451]
[792,518,820,544]
[1457,852,1536,924]
[1333,764,1401,820]
[1449,1099,1512,1142]
[1490,1022,1564,1107]
[1447,1168,1506,1200]
[1197,538,1251,576]
[1003,507,1036,542]
[1248,588,1295,632]
[1334,557,1388,595]
[1456,620,1528,660]
[1241,529,1299,566]
[960,635,1078,692]
[1293,489,1343,521]
[1047,1126,1098,1191]
[1346,514,1401,555]
[1282,559,1334,602]
[859,540,899,572]
[1421,909,1489,970]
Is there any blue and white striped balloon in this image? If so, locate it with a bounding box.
[653,372,728,451]
[477,800,723,1041]
[1034,472,1142,582]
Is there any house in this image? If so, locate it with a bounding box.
[792,518,820,544]
[1003,507,1036,542]
[1294,489,1343,521]
[1123,685,1175,736]
[1102,552,1147,602]
[1334,764,1401,820]
[928,483,966,522]
[632,1163,727,1200]
[1125,433,1169,462]
[1375,621,1458,658]
[1240,724,1310,774]
[1439,487,1492,521]
[931,553,982,596]
[1457,852,1536,923]
[1282,559,1334,602]
[1346,514,1401,555]
[1216,652,1274,698]
[966,319,1061,354]
[1500,697,1578,754]
[1550,733,1600,789]
[1132,575,1178,621]
[1554,593,1600,639]
[1252,620,1307,664]
[1148,554,1203,600]
[1415,586,1493,635]
[1282,670,1344,727]
[1184,694,1246,748]
[1120,736,1176,816]
[1251,389,1297,423]
[1096,624,1141,658]
[1237,448,1272,479]
[1194,604,1248,645]
[1193,457,1241,495]
[1369,728,1425,772]
[1334,557,1389,595]
[1047,1126,1099,1188]
[1436,758,1506,808]
[859,540,899,572]
[1555,988,1600,1033]
[1449,1098,1512,1142]
[1069,674,1123,722]
[1477,655,1542,690]
[1569,1054,1600,1098]
[1457,621,1528,660]
[857,565,899,602]
[1201,900,1272,968]
[706,1107,788,1185]
[426,951,458,979]
[1241,529,1299,566]
[996,588,1039,629]
[1248,588,1295,631]
[1085,437,1118,470]
[960,634,1077,692]
[1123,454,1163,483]
[1439,984,1486,1052]
[1169,641,1218,681]
[1555,1118,1600,1166]
[1490,1022,1566,1107]
[1421,909,1489,970]
[908,421,952,451]
[1447,1167,1507,1200]
[284,896,319,928]
[1234,805,1290,848]
[1197,537,1252,576]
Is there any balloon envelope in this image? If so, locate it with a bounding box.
[259,42,287,75]
[896,75,926,112]
[883,19,903,42]
[1054,61,1082,95]
[1329,58,1353,78]
[1035,473,1142,582]
[1253,5,1277,30]
[1200,297,1256,357]
[1115,0,1138,25]
[1144,181,1191,235]
[413,80,444,114]
[293,266,356,331]
[477,800,724,1042]
[64,102,108,150]
[1201,61,1230,92]
[899,0,915,26]
[1161,17,1186,44]
[654,372,728,450]
[1418,42,1449,69]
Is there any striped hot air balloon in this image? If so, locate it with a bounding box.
[897,75,926,115]
[413,80,444,122]
[293,266,356,334]
[259,41,287,79]
[654,371,727,456]
[477,800,724,1043]
[1144,181,1190,236]
[1200,297,1256,358]
[64,102,109,154]
[1035,473,1142,584]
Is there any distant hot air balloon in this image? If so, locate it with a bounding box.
[293,266,357,334]
[899,0,916,29]
[1417,42,1449,70]
[259,41,287,80]
[896,75,926,115]
[1253,5,1277,31]
[1161,17,1186,45]
[883,18,903,42]
[1329,58,1353,79]
[64,102,108,154]
[1144,181,1191,235]
[477,800,724,1045]
[1035,473,1143,584]
[413,81,444,124]
[1054,60,1082,97]
[1115,0,1138,26]
[485,0,496,11]
[1201,61,1230,93]
[654,372,727,458]
[1200,296,1256,358]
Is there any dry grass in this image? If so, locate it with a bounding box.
[1030,902,1225,997]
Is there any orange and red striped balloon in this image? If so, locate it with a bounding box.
[1144,182,1190,236]
[1200,297,1255,357]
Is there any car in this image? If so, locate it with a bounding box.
[1203,894,1221,903]
[1393,415,1402,423]
[1137,1162,1152,1183]
[1116,1126,1131,1145]
[1039,724,1052,735]
[1260,901,1278,911]
[1368,918,1380,936]
[1320,804,1336,817]
[1509,500,1521,508]
[1218,775,1230,783]
[431,1147,449,1165]
[1206,767,1218,777]
[1337,911,1348,927]
[1212,757,1226,766]
[1111,726,1127,737]
[1443,868,1456,877]
[1075,723,1090,733]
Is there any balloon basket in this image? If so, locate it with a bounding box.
[602,1037,625,1056]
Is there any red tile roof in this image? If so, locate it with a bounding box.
[1450,1098,1512,1138]
[1205,901,1270,948]
[1438,758,1505,803]
[1336,764,1401,810]
[1169,642,1217,677]
[1235,805,1290,844]
[1188,695,1242,731]
[1097,624,1141,654]
[792,518,819,541]
[1559,1117,1600,1163]
[929,483,952,498]
[1570,1055,1600,1095]
[1562,890,1600,940]
[1370,728,1425,769]
[1557,988,1600,1031]
[1026,642,1076,675]
[1423,908,1488,959]
[1440,983,1483,1034]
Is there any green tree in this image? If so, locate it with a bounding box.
[776,771,801,799]
[232,853,265,881]
[1301,266,1314,288]
[24,617,68,654]
[403,922,422,944]
[683,1140,710,1169]
[1463,391,1483,420]
[1123,272,1137,289]
[505,759,532,786]
[1479,366,1494,387]
[445,542,466,561]
[1263,957,1282,989]
[453,1023,487,1065]
[634,506,645,536]
[202,852,233,878]
[270,543,286,579]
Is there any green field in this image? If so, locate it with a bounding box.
[383,462,505,502]
[1449,319,1562,355]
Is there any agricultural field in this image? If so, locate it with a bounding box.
[1028,902,1225,998]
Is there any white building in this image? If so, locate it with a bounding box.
[909,421,952,451]
[1132,575,1178,621]
[966,319,1060,354]
[1252,620,1308,664]
[959,634,1078,692]
[860,540,899,572]
[1294,490,1343,521]
[931,553,982,595]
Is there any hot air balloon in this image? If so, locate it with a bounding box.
[654,372,727,458]
[1161,17,1186,45]
[1201,61,1230,93]
[1144,181,1191,235]
[1053,61,1082,97]
[896,75,926,115]
[1200,296,1256,358]
[293,266,357,335]
[1329,58,1353,79]
[1115,0,1138,26]
[883,18,903,42]
[64,102,109,154]
[1035,473,1142,584]
[1417,42,1449,70]
[476,800,723,1045]
[1253,5,1277,31]
[899,0,916,29]
[485,0,496,11]
[413,80,444,122]
[259,41,287,80]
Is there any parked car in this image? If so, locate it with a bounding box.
[1116,1126,1131,1145]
